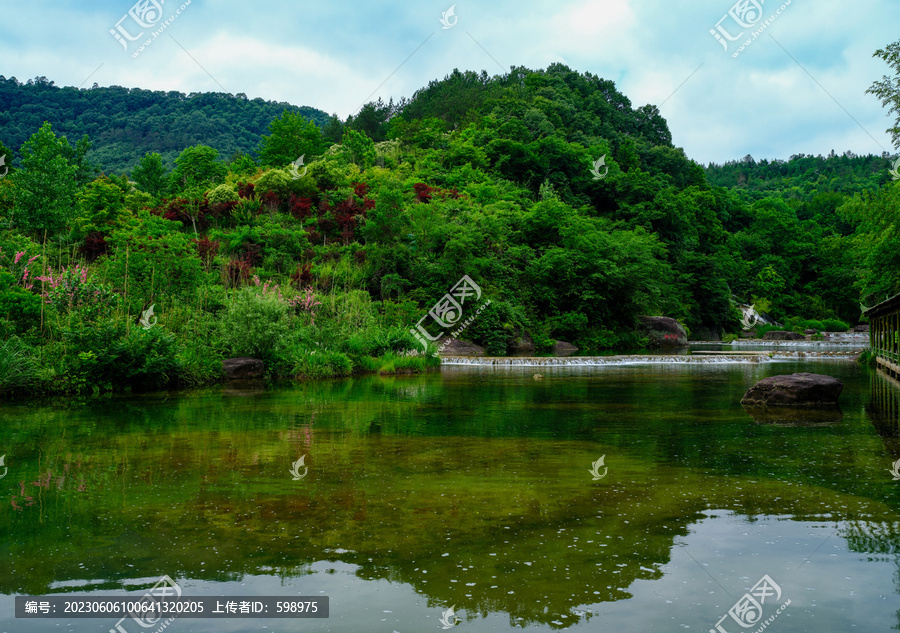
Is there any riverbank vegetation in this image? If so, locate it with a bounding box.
[1,60,899,396]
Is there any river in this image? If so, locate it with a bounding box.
[1,353,899,632]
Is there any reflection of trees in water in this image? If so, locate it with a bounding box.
[840,520,900,557]
[838,520,900,629]
[863,372,900,631]
[866,372,900,459]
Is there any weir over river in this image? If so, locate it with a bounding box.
[3,340,900,632]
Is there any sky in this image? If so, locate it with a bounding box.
[0,0,898,165]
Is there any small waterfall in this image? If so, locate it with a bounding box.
[729,334,868,348]
[440,350,860,367]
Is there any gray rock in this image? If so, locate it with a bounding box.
[551,341,579,356]
[741,372,843,407]
[804,329,817,335]
[223,357,266,380]
[507,331,535,353]
[853,324,870,332]
[436,337,485,356]
[762,330,805,341]
[638,316,688,346]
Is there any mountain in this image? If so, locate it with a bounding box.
[0,75,330,174]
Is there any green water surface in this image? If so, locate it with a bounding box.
[1,359,899,632]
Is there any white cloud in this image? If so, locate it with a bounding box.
[0,0,898,162]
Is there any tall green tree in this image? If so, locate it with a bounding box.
[323,114,344,144]
[131,152,169,199]
[841,185,900,303]
[72,176,130,242]
[257,111,324,167]
[341,129,376,168]
[867,39,900,148]
[10,122,78,237]
[170,145,227,193]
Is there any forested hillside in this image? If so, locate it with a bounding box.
[1,62,898,397]
[706,152,894,200]
[0,75,332,174]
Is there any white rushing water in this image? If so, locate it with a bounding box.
[729,332,869,347]
[440,350,861,367]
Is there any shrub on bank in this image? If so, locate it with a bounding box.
[821,318,850,332]
[47,318,182,394]
[0,336,36,395]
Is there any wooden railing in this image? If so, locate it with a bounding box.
[865,294,900,379]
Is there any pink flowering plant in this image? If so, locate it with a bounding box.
[0,247,44,334]
[35,264,118,320]
[0,247,40,290]
[251,274,322,325]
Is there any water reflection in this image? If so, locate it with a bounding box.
[742,404,844,425]
[1,361,899,632]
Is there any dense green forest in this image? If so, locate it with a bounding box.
[0,75,332,174]
[1,58,900,397]
[706,152,895,200]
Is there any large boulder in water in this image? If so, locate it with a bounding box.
[638,316,688,346]
[551,341,578,356]
[762,330,804,340]
[741,373,843,407]
[436,337,485,356]
[507,330,536,354]
[223,357,266,380]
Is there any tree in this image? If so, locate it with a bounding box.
[841,184,900,302]
[72,176,130,242]
[257,111,324,167]
[131,152,168,199]
[227,151,258,177]
[323,114,344,144]
[347,98,396,142]
[170,145,227,194]
[341,129,376,168]
[867,39,900,148]
[10,122,78,237]
[62,133,95,187]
